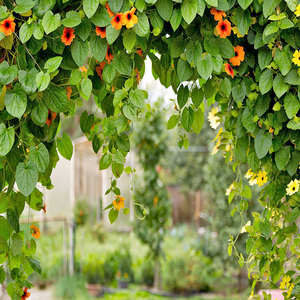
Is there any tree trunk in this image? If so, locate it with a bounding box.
[153,256,161,291]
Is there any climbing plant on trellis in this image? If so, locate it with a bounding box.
[0,0,299,299]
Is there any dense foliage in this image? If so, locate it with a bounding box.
[0,0,299,299]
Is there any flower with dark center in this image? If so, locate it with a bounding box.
[61,27,75,45]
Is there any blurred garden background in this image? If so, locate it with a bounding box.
[1,61,263,300]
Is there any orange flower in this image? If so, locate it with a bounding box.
[21,287,30,300]
[229,45,245,66]
[113,195,125,211]
[46,109,57,127]
[61,27,75,46]
[123,8,138,29]
[137,47,143,58]
[135,68,141,85]
[105,3,115,17]
[216,19,231,38]
[224,63,234,78]
[111,13,126,30]
[66,86,72,100]
[0,17,16,36]
[96,61,106,82]
[30,225,41,239]
[79,66,87,73]
[105,45,114,64]
[210,8,226,21]
[42,204,47,213]
[95,26,106,38]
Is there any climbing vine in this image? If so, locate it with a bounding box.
[0,0,299,299]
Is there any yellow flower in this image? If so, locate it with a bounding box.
[287,282,295,298]
[30,224,41,239]
[256,170,267,187]
[211,128,223,155]
[79,66,87,73]
[208,107,221,129]
[124,272,129,278]
[248,290,254,300]
[295,4,300,17]
[249,175,257,186]
[279,275,291,290]
[226,144,232,152]
[113,195,125,210]
[286,179,299,196]
[245,169,254,179]
[269,127,274,133]
[292,50,300,67]
[226,183,234,196]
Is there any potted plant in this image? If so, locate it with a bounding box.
[116,270,130,289]
[114,250,133,289]
[84,257,103,297]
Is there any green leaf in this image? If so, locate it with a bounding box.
[11,234,23,256]
[171,35,185,58]
[91,7,111,27]
[106,24,121,45]
[26,188,43,211]
[220,78,231,97]
[181,107,194,132]
[70,69,82,85]
[83,0,99,18]
[33,23,44,40]
[181,0,198,24]
[129,89,145,109]
[5,87,27,119]
[275,147,290,171]
[19,22,33,43]
[258,48,272,70]
[123,30,136,51]
[99,153,112,170]
[263,0,281,17]
[0,266,5,284]
[42,11,61,35]
[77,19,92,41]
[0,236,8,254]
[112,161,124,178]
[108,0,123,13]
[156,0,173,21]
[242,108,256,133]
[274,48,291,76]
[43,85,69,113]
[273,73,289,99]
[44,56,63,73]
[28,258,42,275]
[31,102,48,127]
[81,78,92,98]
[29,143,49,173]
[259,220,271,237]
[114,151,125,165]
[236,7,251,36]
[170,8,182,31]
[92,136,102,154]
[197,54,213,81]
[0,61,18,85]
[191,87,204,107]
[232,82,246,103]
[259,69,273,95]
[287,151,300,176]
[255,130,272,159]
[186,40,202,66]
[102,64,116,85]
[71,39,89,67]
[167,115,178,130]
[80,110,94,133]
[0,124,14,157]
[133,12,150,37]
[114,53,133,76]
[285,69,300,85]
[178,85,189,109]
[204,0,218,6]
[285,0,297,11]
[36,71,50,92]
[217,38,235,59]
[16,161,38,197]
[122,103,137,121]
[62,11,82,27]
[18,68,38,94]
[192,108,204,134]
[177,58,194,82]
[14,0,35,13]
[284,93,300,119]
[0,194,10,214]
[237,0,253,9]
[109,208,119,224]
[57,133,73,160]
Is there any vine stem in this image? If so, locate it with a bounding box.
[13,32,43,72]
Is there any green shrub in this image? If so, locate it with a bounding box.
[162,252,219,293]
[135,258,154,287]
[113,250,134,282]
